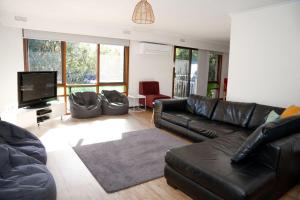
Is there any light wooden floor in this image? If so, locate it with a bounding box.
[27,111,300,200]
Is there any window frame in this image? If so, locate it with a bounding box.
[172,46,198,98]
[23,38,129,114]
[207,53,223,98]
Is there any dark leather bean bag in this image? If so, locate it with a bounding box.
[101,90,129,115]
[0,144,56,200]
[69,92,102,119]
[0,121,47,164]
[0,121,56,200]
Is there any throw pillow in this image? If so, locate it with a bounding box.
[281,105,300,118]
[231,114,300,163]
[265,110,280,123]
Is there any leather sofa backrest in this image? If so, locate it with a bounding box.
[248,104,285,129]
[186,95,218,118]
[212,100,256,127]
[186,94,199,113]
[194,97,218,119]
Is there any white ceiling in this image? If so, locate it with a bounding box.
[0,0,289,45]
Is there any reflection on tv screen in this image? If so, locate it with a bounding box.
[21,73,56,102]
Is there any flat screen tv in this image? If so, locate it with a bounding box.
[18,71,57,108]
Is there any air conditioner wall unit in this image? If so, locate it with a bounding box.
[138,42,172,55]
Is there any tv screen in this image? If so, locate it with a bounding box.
[18,71,57,108]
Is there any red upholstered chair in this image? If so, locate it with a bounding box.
[139,81,171,108]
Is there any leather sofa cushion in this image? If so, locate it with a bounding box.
[186,95,218,118]
[165,133,276,200]
[232,115,300,163]
[194,97,218,118]
[162,111,203,128]
[186,94,198,113]
[212,101,256,127]
[248,104,284,129]
[188,119,241,138]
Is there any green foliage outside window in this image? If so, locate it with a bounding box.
[176,48,189,60]
[176,48,198,62]
[208,53,218,82]
[67,86,97,95]
[207,53,220,98]
[66,42,97,84]
[28,39,62,83]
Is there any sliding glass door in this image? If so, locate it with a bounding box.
[190,50,198,95]
[173,47,198,98]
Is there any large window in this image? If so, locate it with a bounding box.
[24,38,129,114]
[100,45,124,83]
[66,42,97,84]
[28,39,62,83]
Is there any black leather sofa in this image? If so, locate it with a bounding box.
[154,95,300,200]
[0,121,56,200]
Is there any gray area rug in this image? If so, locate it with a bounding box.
[73,128,188,193]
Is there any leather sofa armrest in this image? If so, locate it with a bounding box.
[255,132,300,183]
[153,99,187,126]
[271,133,300,179]
[253,142,281,170]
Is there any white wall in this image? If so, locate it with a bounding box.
[128,41,174,97]
[227,2,300,107]
[0,24,23,112]
[1,15,229,53]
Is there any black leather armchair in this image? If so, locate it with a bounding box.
[100,90,129,115]
[69,92,102,119]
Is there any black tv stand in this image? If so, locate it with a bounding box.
[26,102,51,109]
